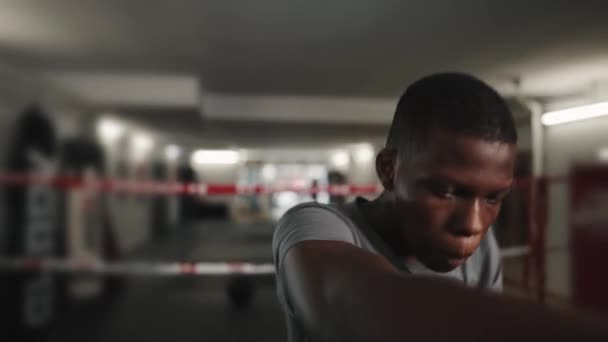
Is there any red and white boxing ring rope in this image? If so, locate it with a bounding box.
[0,257,276,276]
[0,246,533,276]
[0,172,566,196]
[0,171,559,301]
[0,172,382,196]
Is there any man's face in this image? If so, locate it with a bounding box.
[393,128,516,272]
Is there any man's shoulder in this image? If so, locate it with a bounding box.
[272,201,359,268]
[276,201,359,236]
[280,201,347,221]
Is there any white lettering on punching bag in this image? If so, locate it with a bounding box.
[23,150,57,328]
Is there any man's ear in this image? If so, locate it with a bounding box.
[376,147,397,191]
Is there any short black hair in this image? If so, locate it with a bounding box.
[386,72,517,157]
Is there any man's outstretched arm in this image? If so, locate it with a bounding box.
[282,240,607,342]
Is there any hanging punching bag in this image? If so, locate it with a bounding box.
[1,105,60,340]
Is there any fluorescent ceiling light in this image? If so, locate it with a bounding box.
[353,144,375,164]
[131,134,154,153]
[165,144,181,160]
[191,150,240,165]
[97,118,125,142]
[541,101,608,126]
[331,151,350,169]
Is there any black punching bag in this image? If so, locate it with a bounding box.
[0,105,60,341]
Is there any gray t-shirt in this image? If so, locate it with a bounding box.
[272,197,503,342]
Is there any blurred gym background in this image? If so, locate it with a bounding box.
[0,1,608,341]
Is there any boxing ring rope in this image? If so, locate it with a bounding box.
[0,172,382,196]
[0,171,561,301]
[0,257,276,276]
[0,245,540,276]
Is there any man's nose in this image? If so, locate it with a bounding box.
[454,198,484,237]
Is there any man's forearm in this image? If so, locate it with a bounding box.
[323,272,606,341]
[283,241,606,341]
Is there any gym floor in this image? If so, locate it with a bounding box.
[45,221,286,342]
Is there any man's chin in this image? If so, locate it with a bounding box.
[420,256,465,273]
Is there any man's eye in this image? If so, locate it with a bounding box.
[484,196,501,205]
[430,185,454,198]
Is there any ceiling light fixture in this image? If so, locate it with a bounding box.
[541,101,608,126]
[97,118,125,142]
[191,150,240,165]
[331,151,350,169]
[165,144,181,160]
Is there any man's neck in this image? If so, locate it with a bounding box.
[359,192,411,257]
